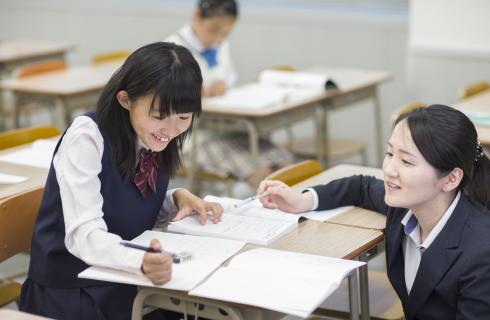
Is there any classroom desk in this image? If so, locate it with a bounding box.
[292,164,387,320]
[0,61,121,128]
[0,40,75,76]
[132,222,384,320]
[454,89,490,146]
[187,68,390,189]
[0,309,51,320]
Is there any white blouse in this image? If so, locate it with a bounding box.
[165,24,238,89]
[54,115,178,275]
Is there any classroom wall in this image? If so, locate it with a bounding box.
[407,0,490,103]
[0,0,410,166]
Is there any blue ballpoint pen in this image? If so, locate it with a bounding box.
[233,191,271,209]
[119,241,192,263]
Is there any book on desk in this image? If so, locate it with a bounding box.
[204,69,338,110]
[168,195,354,245]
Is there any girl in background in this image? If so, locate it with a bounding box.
[166,0,293,192]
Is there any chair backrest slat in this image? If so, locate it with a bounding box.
[266,160,324,186]
[0,125,60,150]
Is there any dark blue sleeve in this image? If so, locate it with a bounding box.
[312,175,388,215]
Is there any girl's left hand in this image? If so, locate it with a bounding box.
[172,189,223,224]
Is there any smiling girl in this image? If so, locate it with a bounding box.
[20,42,223,320]
[258,105,490,319]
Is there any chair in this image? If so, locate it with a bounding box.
[459,81,490,100]
[390,102,425,128]
[0,187,44,307]
[0,125,60,150]
[265,159,324,186]
[14,60,68,128]
[91,50,131,65]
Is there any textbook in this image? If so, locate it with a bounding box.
[189,248,365,318]
[168,196,299,246]
[78,231,245,291]
[204,70,337,110]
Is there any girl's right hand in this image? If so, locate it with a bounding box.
[141,239,173,285]
[258,180,314,214]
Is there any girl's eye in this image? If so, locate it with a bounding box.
[179,116,191,120]
[384,152,393,157]
[402,159,413,165]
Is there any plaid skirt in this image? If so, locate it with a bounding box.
[185,132,293,179]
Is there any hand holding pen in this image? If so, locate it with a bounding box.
[257,180,315,214]
[137,239,173,285]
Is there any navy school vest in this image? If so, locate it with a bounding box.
[28,112,169,288]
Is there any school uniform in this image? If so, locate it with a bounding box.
[165,25,292,179]
[308,175,490,320]
[20,112,180,320]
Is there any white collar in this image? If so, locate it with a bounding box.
[179,24,206,52]
[401,191,461,249]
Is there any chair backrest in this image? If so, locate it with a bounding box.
[17,60,67,78]
[390,102,425,128]
[0,125,60,150]
[266,160,324,186]
[0,187,44,262]
[459,81,490,100]
[92,50,131,65]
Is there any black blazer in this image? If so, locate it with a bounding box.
[312,175,490,320]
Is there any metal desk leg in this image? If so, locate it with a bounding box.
[348,270,360,320]
[316,103,328,166]
[372,89,383,166]
[243,119,260,187]
[53,96,69,129]
[359,253,370,320]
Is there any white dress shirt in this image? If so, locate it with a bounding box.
[401,191,461,294]
[54,115,178,275]
[165,24,238,89]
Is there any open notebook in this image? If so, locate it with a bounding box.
[190,248,365,318]
[204,70,337,110]
[78,230,245,291]
[168,195,299,246]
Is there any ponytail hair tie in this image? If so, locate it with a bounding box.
[475,139,485,162]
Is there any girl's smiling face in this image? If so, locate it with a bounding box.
[117,91,193,152]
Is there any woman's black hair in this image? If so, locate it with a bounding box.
[395,104,490,209]
[197,0,238,19]
[96,42,202,181]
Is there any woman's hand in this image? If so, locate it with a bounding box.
[141,239,172,285]
[258,180,314,213]
[172,189,223,224]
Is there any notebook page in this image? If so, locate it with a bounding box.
[190,248,364,318]
[168,214,297,246]
[258,69,331,91]
[0,172,28,184]
[0,138,58,169]
[79,231,245,291]
[300,206,354,222]
[204,195,300,223]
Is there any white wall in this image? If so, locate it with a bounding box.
[408,0,490,103]
[0,0,409,166]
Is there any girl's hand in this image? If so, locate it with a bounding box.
[258,180,314,213]
[172,189,223,224]
[141,239,172,285]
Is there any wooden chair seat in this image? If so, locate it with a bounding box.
[265,159,324,186]
[317,271,404,320]
[286,137,367,165]
[390,102,425,128]
[0,187,44,307]
[0,125,60,150]
[459,81,490,100]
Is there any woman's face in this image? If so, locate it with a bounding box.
[118,92,193,152]
[192,12,236,48]
[382,120,449,212]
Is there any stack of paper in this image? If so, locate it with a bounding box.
[190,248,365,318]
[0,172,28,184]
[78,231,245,291]
[0,138,58,169]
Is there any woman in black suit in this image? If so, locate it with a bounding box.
[259,104,490,320]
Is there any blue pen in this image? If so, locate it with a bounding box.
[233,191,271,209]
[119,241,192,263]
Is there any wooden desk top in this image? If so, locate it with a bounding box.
[202,68,391,117]
[292,164,386,230]
[0,61,121,96]
[0,310,50,320]
[268,220,383,259]
[454,90,490,145]
[0,40,75,64]
[0,161,48,200]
